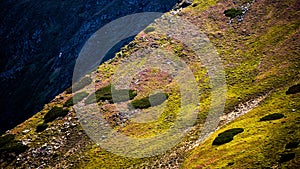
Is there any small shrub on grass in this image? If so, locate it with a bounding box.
[110,89,137,103]
[63,91,89,107]
[279,153,295,163]
[286,84,300,95]
[224,8,243,18]
[36,123,49,132]
[44,106,69,123]
[0,134,28,154]
[66,76,92,94]
[285,141,299,149]
[85,85,137,104]
[144,26,155,34]
[212,128,244,145]
[130,93,168,109]
[0,142,28,154]
[0,134,15,147]
[259,113,284,121]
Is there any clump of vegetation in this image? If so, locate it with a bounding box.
[85,85,137,104]
[0,134,15,147]
[286,84,300,95]
[66,76,92,94]
[0,142,28,154]
[0,134,28,154]
[36,123,49,133]
[285,141,299,149]
[130,92,168,109]
[63,91,89,107]
[224,8,243,18]
[110,89,137,103]
[259,113,285,121]
[279,153,295,163]
[144,26,155,34]
[212,128,244,145]
[44,106,69,123]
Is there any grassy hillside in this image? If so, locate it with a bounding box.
[1,0,299,168]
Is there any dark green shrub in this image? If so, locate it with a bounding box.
[0,142,28,154]
[66,76,92,94]
[85,85,137,104]
[259,113,284,121]
[279,153,295,163]
[44,106,69,123]
[212,128,244,145]
[286,84,300,95]
[144,26,155,34]
[0,134,15,147]
[130,97,151,109]
[110,89,137,103]
[224,8,243,18]
[130,93,168,109]
[0,134,28,154]
[285,141,299,149]
[36,123,49,132]
[63,91,89,107]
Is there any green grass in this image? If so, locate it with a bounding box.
[183,89,300,168]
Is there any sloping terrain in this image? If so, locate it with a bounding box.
[0,0,299,168]
[0,0,179,134]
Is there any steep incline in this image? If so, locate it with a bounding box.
[0,0,299,168]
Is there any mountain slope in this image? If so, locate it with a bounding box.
[0,0,299,168]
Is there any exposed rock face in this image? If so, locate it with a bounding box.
[0,0,181,134]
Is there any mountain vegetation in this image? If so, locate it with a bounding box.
[0,0,299,168]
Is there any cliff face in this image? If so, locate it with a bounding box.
[0,0,180,134]
[0,0,299,168]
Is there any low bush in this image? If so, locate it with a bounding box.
[85,85,137,104]
[286,84,300,95]
[0,142,28,154]
[212,128,244,145]
[63,91,89,107]
[130,92,168,109]
[0,134,15,147]
[224,8,243,18]
[279,153,295,163]
[0,134,28,154]
[66,76,92,94]
[110,89,137,103]
[36,123,49,132]
[144,26,155,34]
[259,113,284,121]
[44,106,69,123]
[285,141,299,149]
